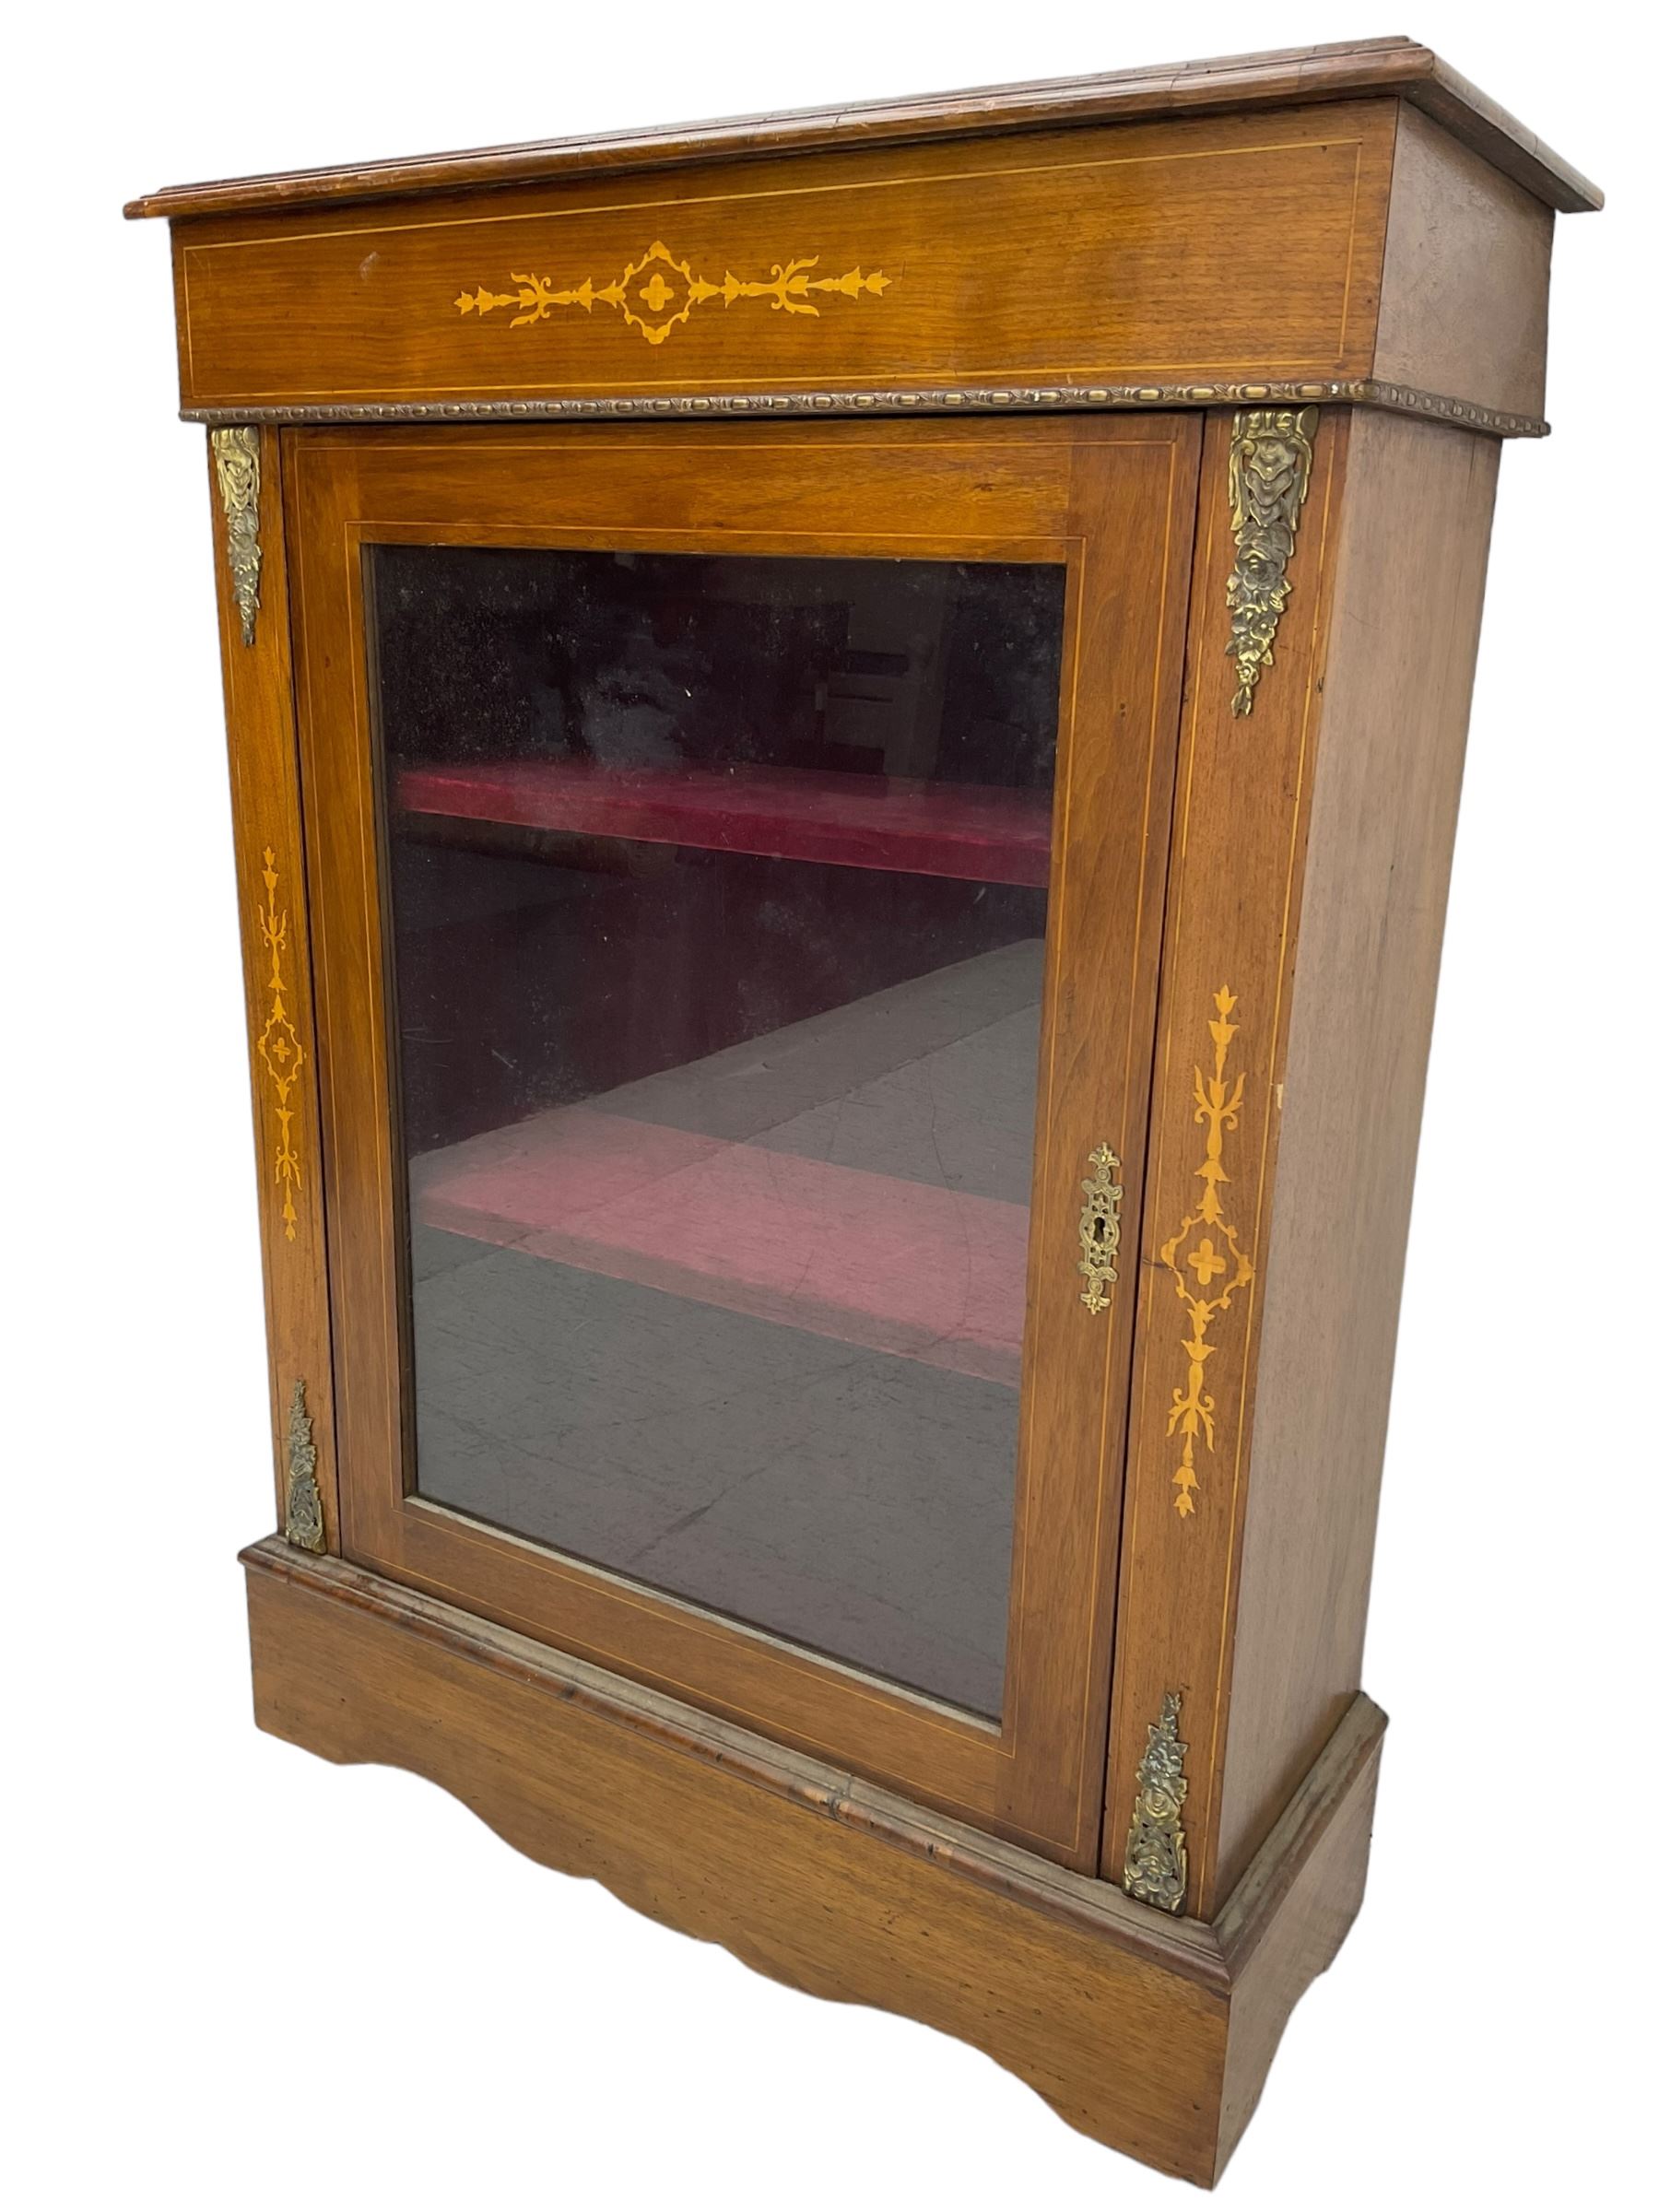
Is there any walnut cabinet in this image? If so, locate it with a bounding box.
[129,38,1597,2184]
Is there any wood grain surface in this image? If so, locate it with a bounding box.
[164,105,1394,418]
[1105,405,1502,1913]
[1103,406,1352,1912]
[1374,103,1555,420]
[243,1536,1384,2184]
[206,432,337,1546]
[1214,1704,1383,2169]
[126,36,1599,219]
[1210,409,1500,1898]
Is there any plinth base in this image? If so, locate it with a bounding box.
[242,1536,1383,2185]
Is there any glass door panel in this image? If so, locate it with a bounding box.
[291,418,1199,1866]
[371,546,1065,1717]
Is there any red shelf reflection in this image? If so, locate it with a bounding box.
[416,1109,1027,1384]
[395,759,1053,887]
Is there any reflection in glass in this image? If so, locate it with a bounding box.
[371,547,1065,1717]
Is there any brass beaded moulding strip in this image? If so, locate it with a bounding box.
[182,377,1547,438]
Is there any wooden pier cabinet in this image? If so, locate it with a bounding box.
[129,38,1598,2183]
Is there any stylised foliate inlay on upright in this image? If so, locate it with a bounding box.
[209,425,262,646]
[1123,1691,1190,1912]
[1224,406,1318,715]
[1160,989,1254,1518]
[253,849,305,1241]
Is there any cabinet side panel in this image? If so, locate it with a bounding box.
[1104,408,1352,1917]
[1213,410,1500,1895]
[1374,102,1553,421]
[1215,1723,1382,2177]
[206,430,337,1545]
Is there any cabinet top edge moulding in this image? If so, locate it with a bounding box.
[127,37,1597,438]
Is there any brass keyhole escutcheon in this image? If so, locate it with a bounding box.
[1077,1143,1124,1314]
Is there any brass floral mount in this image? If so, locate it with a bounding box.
[283,1380,324,1553]
[1161,989,1253,1517]
[1077,1143,1124,1314]
[1123,1690,1190,1912]
[1225,406,1317,715]
[209,426,262,646]
[456,238,892,348]
[255,848,305,1241]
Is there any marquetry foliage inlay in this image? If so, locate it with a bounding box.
[456,239,892,347]
[255,847,305,1241]
[1161,989,1254,1518]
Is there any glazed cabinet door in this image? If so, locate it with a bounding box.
[286,416,1197,1869]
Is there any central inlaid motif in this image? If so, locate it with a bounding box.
[455,239,892,347]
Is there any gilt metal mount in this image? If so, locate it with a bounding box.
[210,425,262,647]
[283,1379,324,1553]
[1123,1690,1190,1913]
[1224,407,1318,715]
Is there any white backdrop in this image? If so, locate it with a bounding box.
[6,5,1653,2205]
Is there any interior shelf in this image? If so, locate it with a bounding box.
[410,942,1045,1383]
[395,759,1053,886]
[415,1107,1027,1385]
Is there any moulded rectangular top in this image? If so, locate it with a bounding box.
[124,35,1601,222]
